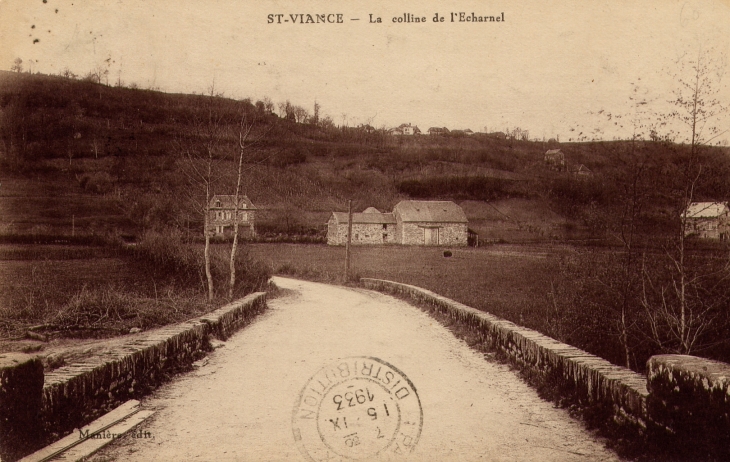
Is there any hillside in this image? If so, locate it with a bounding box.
[2,70,730,243]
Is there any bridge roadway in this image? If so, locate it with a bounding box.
[89,277,620,461]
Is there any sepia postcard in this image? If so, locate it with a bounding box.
[1,1,730,461]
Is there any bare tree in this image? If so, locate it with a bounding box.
[227,112,254,299]
[312,101,320,125]
[667,46,729,148]
[292,105,309,123]
[177,86,226,301]
[600,80,664,368]
[10,58,23,73]
[262,97,274,114]
[60,67,77,79]
[640,46,730,355]
[278,100,292,119]
[91,135,99,159]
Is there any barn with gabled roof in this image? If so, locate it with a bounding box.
[393,200,468,246]
[326,201,468,246]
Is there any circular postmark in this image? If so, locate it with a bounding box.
[292,356,423,461]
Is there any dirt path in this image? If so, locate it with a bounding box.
[88,277,620,461]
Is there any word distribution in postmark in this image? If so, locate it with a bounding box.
[292,356,423,461]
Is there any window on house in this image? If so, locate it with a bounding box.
[382,224,387,229]
[215,200,221,207]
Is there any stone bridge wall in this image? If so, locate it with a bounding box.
[0,292,266,462]
[362,278,730,456]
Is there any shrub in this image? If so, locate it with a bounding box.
[77,172,116,194]
[131,229,204,289]
[209,245,272,298]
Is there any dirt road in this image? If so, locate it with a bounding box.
[89,277,619,461]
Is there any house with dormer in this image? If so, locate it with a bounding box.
[390,123,421,135]
[208,195,257,237]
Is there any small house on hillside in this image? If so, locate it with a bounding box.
[327,207,397,245]
[427,127,450,136]
[359,124,376,133]
[390,123,421,136]
[544,149,565,171]
[209,195,257,237]
[569,164,593,178]
[326,201,468,246]
[684,202,730,239]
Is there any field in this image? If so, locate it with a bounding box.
[6,239,730,375]
[246,242,567,335]
[0,239,270,353]
[0,241,563,349]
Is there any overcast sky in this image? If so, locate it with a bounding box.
[2,0,729,142]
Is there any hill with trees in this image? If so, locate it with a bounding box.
[1,70,729,245]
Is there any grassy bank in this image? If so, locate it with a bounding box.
[0,236,270,341]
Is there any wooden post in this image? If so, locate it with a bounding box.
[345,200,353,281]
[72,215,75,237]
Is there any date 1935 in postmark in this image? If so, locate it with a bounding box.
[292,357,423,461]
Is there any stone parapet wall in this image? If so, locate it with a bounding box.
[200,292,267,339]
[0,292,267,461]
[361,278,648,429]
[362,278,730,456]
[41,321,210,440]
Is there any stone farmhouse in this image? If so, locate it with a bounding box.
[684,202,730,240]
[208,194,257,237]
[544,149,565,171]
[327,201,468,246]
[327,207,397,245]
[389,123,421,135]
[427,127,450,136]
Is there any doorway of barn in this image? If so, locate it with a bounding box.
[424,227,439,245]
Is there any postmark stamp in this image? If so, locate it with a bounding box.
[292,356,423,461]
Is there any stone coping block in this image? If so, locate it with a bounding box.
[648,354,730,445]
[0,353,45,462]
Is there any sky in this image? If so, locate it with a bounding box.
[1,0,729,143]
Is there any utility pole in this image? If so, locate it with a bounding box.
[345,200,353,281]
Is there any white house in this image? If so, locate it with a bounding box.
[208,195,257,237]
[684,202,730,239]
